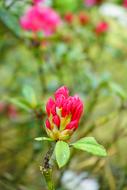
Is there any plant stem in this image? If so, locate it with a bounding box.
[40,147,55,190]
[32,45,47,94]
[37,63,47,94]
[42,168,55,190]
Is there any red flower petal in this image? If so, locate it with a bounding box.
[55,86,69,99]
[45,119,51,129]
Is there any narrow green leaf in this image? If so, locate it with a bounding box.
[71,137,107,157]
[55,141,70,168]
[109,82,127,100]
[22,85,37,108]
[9,98,31,111]
[34,137,54,141]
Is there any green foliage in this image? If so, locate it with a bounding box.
[8,85,39,111]
[0,7,21,37]
[9,97,32,111]
[109,82,127,100]
[22,85,38,108]
[55,141,70,168]
[53,0,78,14]
[71,137,107,157]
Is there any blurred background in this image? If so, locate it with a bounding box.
[0,0,127,189]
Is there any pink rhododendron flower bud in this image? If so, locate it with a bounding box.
[55,86,69,99]
[45,86,84,141]
[20,5,61,36]
[123,0,127,8]
[95,21,109,35]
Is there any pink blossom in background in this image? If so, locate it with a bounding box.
[84,0,96,7]
[123,0,127,8]
[33,0,45,5]
[84,0,102,7]
[7,105,18,119]
[64,12,74,24]
[20,5,61,36]
[33,0,42,3]
[0,102,18,119]
[95,21,109,35]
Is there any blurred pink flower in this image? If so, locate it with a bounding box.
[64,12,75,24]
[84,0,96,6]
[33,0,43,4]
[84,0,102,7]
[123,0,127,8]
[20,5,61,36]
[95,21,109,35]
[7,105,18,119]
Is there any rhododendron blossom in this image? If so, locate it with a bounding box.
[123,0,127,8]
[20,5,61,36]
[95,21,109,35]
[45,86,84,141]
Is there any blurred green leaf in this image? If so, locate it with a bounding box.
[9,98,31,111]
[0,7,21,37]
[109,82,127,100]
[34,137,54,141]
[22,85,37,108]
[54,0,78,13]
[71,137,107,157]
[55,141,70,168]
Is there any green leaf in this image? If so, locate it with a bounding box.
[34,137,54,141]
[71,137,107,157]
[0,8,21,37]
[54,0,77,14]
[22,85,37,108]
[109,82,127,100]
[9,98,31,111]
[55,141,70,168]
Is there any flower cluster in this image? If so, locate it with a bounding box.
[20,5,61,36]
[45,86,84,141]
[64,11,90,26]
